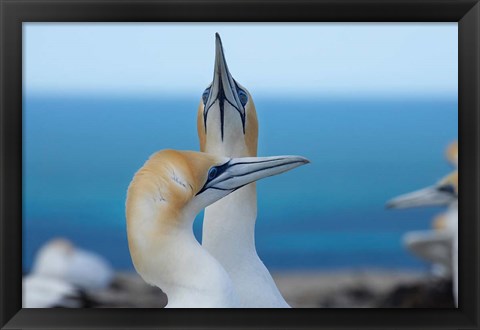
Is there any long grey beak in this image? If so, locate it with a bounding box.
[212,33,241,109]
[214,33,235,91]
[203,33,245,138]
[198,155,310,195]
[386,186,456,209]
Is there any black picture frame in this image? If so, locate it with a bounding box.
[1,0,478,329]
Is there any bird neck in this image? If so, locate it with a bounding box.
[200,140,258,255]
[128,205,236,307]
[158,230,236,307]
[202,183,258,261]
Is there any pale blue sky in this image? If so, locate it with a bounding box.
[24,23,458,97]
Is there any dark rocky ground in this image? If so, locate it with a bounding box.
[85,273,168,308]
[81,271,455,308]
[274,271,455,308]
[316,277,454,308]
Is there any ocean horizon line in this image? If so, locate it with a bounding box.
[23,89,459,102]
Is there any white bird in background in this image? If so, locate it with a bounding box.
[32,238,113,290]
[23,238,113,307]
[386,141,458,306]
[126,149,308,308]
[197,34,289,307]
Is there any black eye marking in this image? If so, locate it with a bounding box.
[206,161,230,182]
[196,160,231,196]
[202,87,211,105]
[438,184,456,195]
[238,89,248,106]
[208,167,217,180]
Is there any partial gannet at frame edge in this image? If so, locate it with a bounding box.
[386,170,458,306]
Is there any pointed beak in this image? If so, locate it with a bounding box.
[213,33,238,104]
[214,33,233,84]
[386,186,456,209]
[204,34,245,126]
[198,155,310,195]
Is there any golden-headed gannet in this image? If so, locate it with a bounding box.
[32,238,113,290]
[197,33,290,308]
[386,170,458,306]
[126,149,309,308]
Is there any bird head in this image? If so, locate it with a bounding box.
[386,170,458,209]
[127,150,308,219]
[197,33,258,157]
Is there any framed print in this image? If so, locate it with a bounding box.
[1,0,479,329]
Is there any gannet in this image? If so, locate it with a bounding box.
[386,170,458,305]
[126,149,309,308]
[197,33,289,308]
[32,238,113,290]
[23,238,111,307]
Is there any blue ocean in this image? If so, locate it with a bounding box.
[23,93,458,272]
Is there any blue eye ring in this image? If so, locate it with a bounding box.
[238,89,248,106]
[208,167,218,180]
[202,88,211,105]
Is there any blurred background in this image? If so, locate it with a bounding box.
[23,23,458,307]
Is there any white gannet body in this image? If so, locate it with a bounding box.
[32,238,114,290]
[401,231,452,277]
[126,149,308,308]
[386,159,458,306]
[23,275,84,308]
[197,34,290,308]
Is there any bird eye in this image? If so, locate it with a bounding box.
[438,184,455,194]
[208,167,218,180]
[202,88,211,105]
[238,89,248,106]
